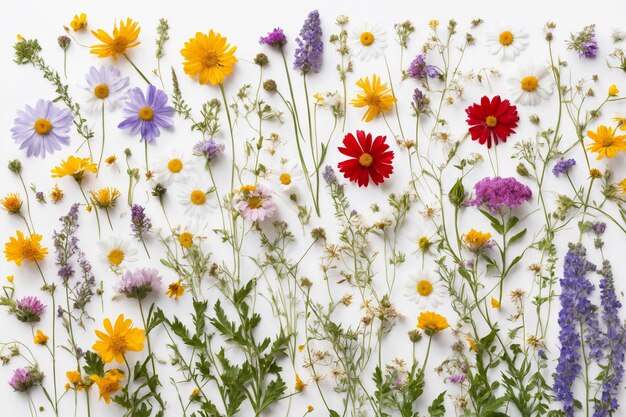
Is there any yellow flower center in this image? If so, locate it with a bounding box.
[418,236,430,250]
[365,94,381,107]
[521,75,539,92]
[360,31,375,46]
[107,249,125,266]
[21,241,40,259]
[178,232,194,248]
[203,51,219,68]
[359,153,374,167]
[485,115,498,128]
[279,173,292,185]
[94,84,110,99]
[138,107,154,121]
[499,31,514,46]
[190,190,206,205]
[108,334,128,354]
[247,196,263,209]
[416,279,433,296]
[34,118,53,135]
[167,158,183,173]
[111,38,129,54]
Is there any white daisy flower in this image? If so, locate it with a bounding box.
[508,65,553,106]
[273,160,302,192]
[174,221,207,249]
[178,181,214,218]
[349,22,387,61]
[485,26,529,61]
[82,65,130,113]
[152,149,191,186]
[98,237,137,274]
[404,270,445,309]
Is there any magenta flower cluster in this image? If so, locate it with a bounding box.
[468,176,532,213]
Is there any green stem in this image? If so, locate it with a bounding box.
[97,103,105,177]
[219,84,237,192]
[124,53,151,85]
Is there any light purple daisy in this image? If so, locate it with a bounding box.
[11,99,73,158]
[15,295,46,323]
[116,267,162,300]
[83,65,130,112]
[118,85,174,143]
[234,185,276,222]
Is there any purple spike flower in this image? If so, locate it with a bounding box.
[407,54,440,80]
[118,85,174,143]
[293,10,323,74]
[260,28,287,48]
[130,204,152,238]
[15,296,46,323]
[468,176,532,213]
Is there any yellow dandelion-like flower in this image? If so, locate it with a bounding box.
[4,231,48,266]
[90,187,121,209]
[1,193,22,214]
[416,311,449,336]
[350,74,397,122]
[90,18,141,60]
[104,155,117,165]
[70,13,87,32]
[51,156,97,182]
[181,30,238,86]
[50,185,64,204]
[34,329,49,345]
[295,373,307,392]
[166,280,185,299]
[463,229,492,252]
[490,297,501,309]
[90,369,124,403]
[586,125,626,160]
[93,314,145,363]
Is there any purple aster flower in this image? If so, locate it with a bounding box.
[448,373,467,384]
[8,366,43,392]
[118,85,174,143]
[594,260,626,417]
[554,243,598,417]
[407,54,441,80]
[260,27,287,48]
[193,138,225,162]
[567,25,598,59]
[116,267,162,300]
[15,296,46,323]
[552,158,576,177]
[11,99,73,158]
[293,10,323,74]
[468,176,532,213]
[130,204,152,238]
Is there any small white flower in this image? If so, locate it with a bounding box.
[349,22,387,61]
[98,237,137,274]
[485,26,528,61]
[174,221,207,249]
[508,65,553,106]
[273,160,302,192]
[152,149,191,186]
[404,270,445,309]
[82,65,130,113]
[178,181,214,218]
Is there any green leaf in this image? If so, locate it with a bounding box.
[428,391,446,417]
[83,350,104,377]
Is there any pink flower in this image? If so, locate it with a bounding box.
[234,185,276,222]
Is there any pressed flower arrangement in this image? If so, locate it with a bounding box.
[2,7,626,417]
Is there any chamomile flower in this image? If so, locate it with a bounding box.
[404,270,445,309]
[349,22,387,61]
[152,150,191,185]
[178,181,214,218]
[174,222,206,249]
[485,26,528,61]
[82,66,130,112]
[273,161,301,192]
[98,237,137,274]
[508,65,553,106]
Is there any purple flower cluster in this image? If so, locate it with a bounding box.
[322,165,337,185]
[116,267,162,300]
[193,138,225,163]
[552,158,576,177]
[130,204,152,239]
[553,243,598,417]
[293,10,323,74]
[468,176,532,213]
[407,54,441,80]
[594,260,626,417]
[15,296,46,323]
[567,25,598,59]
[259,27,287,48]
[8,366,43,392]
[118,85,174,143]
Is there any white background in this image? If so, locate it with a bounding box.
[2,0,626,416]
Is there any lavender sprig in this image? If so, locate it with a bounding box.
[131,204,152,258]
[294,10,323,74]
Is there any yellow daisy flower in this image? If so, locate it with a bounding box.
[416,311,449,336]
[181,30,238,86]
[1,193,22,214]
[166,280,185,299]
[90,369,124,403]
[70,13,87,32]
[93,314,145,363]
[4,231,48,266]
[294,373,307,392]
[463,229,492,252]
[34,329,49,345]
[350,74,397,122]
[51,156,97,182]
[90,18,141,60]
[586,125,626,160]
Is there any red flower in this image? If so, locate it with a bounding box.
[465,96,519,148]
[337,130,394,187]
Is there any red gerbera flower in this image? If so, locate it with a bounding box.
[465,95,519,148]
[337,130,394,187]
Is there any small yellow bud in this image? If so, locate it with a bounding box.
[609,84,619,97]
